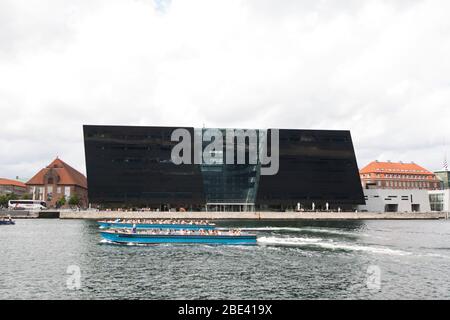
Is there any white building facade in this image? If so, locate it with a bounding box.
[357,189,431,213]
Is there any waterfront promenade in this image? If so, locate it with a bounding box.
[1,210,447,220]
[60,210,447,220]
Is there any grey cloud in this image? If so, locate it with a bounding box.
[1,0,450,180]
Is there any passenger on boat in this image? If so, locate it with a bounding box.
[132,224,137,234]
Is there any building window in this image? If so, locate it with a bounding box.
[57,187,61,194]
[429,193,444,211]
[65,187,71,199]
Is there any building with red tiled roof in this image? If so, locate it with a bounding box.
[26,158,88,208]
[0,178,28,196]
[359,160,440,190]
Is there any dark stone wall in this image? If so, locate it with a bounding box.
[84,125,205,208]
[84,125,364,209]
[255,129,364,209]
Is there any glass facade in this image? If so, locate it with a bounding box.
[197,128,261,211]
[429,193,444,211]
[434,171,450,189]
[84,125,365,210]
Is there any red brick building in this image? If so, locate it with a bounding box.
[26,158,88,208]
[0,178,28,196]
[359,160,440,190]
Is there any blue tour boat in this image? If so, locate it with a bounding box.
[98,219,216,230]
[100,230,257,245]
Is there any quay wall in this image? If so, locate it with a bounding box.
[59,211,448,220]
[0,210,39,218]
[2,210,447,220]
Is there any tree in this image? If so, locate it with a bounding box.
[56,196,66,208]
[68,194,81,207]
[0,193,18,208]
[0,195,7,208]
[21,193,32,200]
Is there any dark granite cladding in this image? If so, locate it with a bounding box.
[83,125,205,208]
[83,125,364,209]
[255,129,364,209]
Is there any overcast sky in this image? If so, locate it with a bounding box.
[1,0,450,180]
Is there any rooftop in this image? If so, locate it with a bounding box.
[0,178,27,188]
[26,158,87,188]
[360,161,434,175]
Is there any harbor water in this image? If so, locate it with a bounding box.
[1,219,449,299]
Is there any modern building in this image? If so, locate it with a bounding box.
[428,168,450,212]
[26,158,88,208]
[83,125,365,211]
[0,178,28,196]
[357,189,431,213]
[429,189,450,212]
[359,161,440,190]
[434,170,450,189]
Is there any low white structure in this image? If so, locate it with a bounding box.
[358,188,431,213]
[428,189,450,212]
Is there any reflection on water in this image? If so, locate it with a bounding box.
[0,219,449,299]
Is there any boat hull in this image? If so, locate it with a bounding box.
[98,222,215,230]
[100,231,257,245]
[0,221,15,225]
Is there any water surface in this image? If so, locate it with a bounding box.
[1,219,449,299]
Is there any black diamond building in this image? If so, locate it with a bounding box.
[83,125,364,211]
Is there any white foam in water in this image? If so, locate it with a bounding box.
[257,236,411,256]
[423,252,450,260]
[99,239,149,247]
[240,227,304,231]
[302,228,362,237]
[240,226,362,237]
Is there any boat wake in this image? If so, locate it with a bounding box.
[239,226,361,237]
[99,239,153,247]
[257,236,411,256]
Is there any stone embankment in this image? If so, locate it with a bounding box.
[59,211,448,220]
